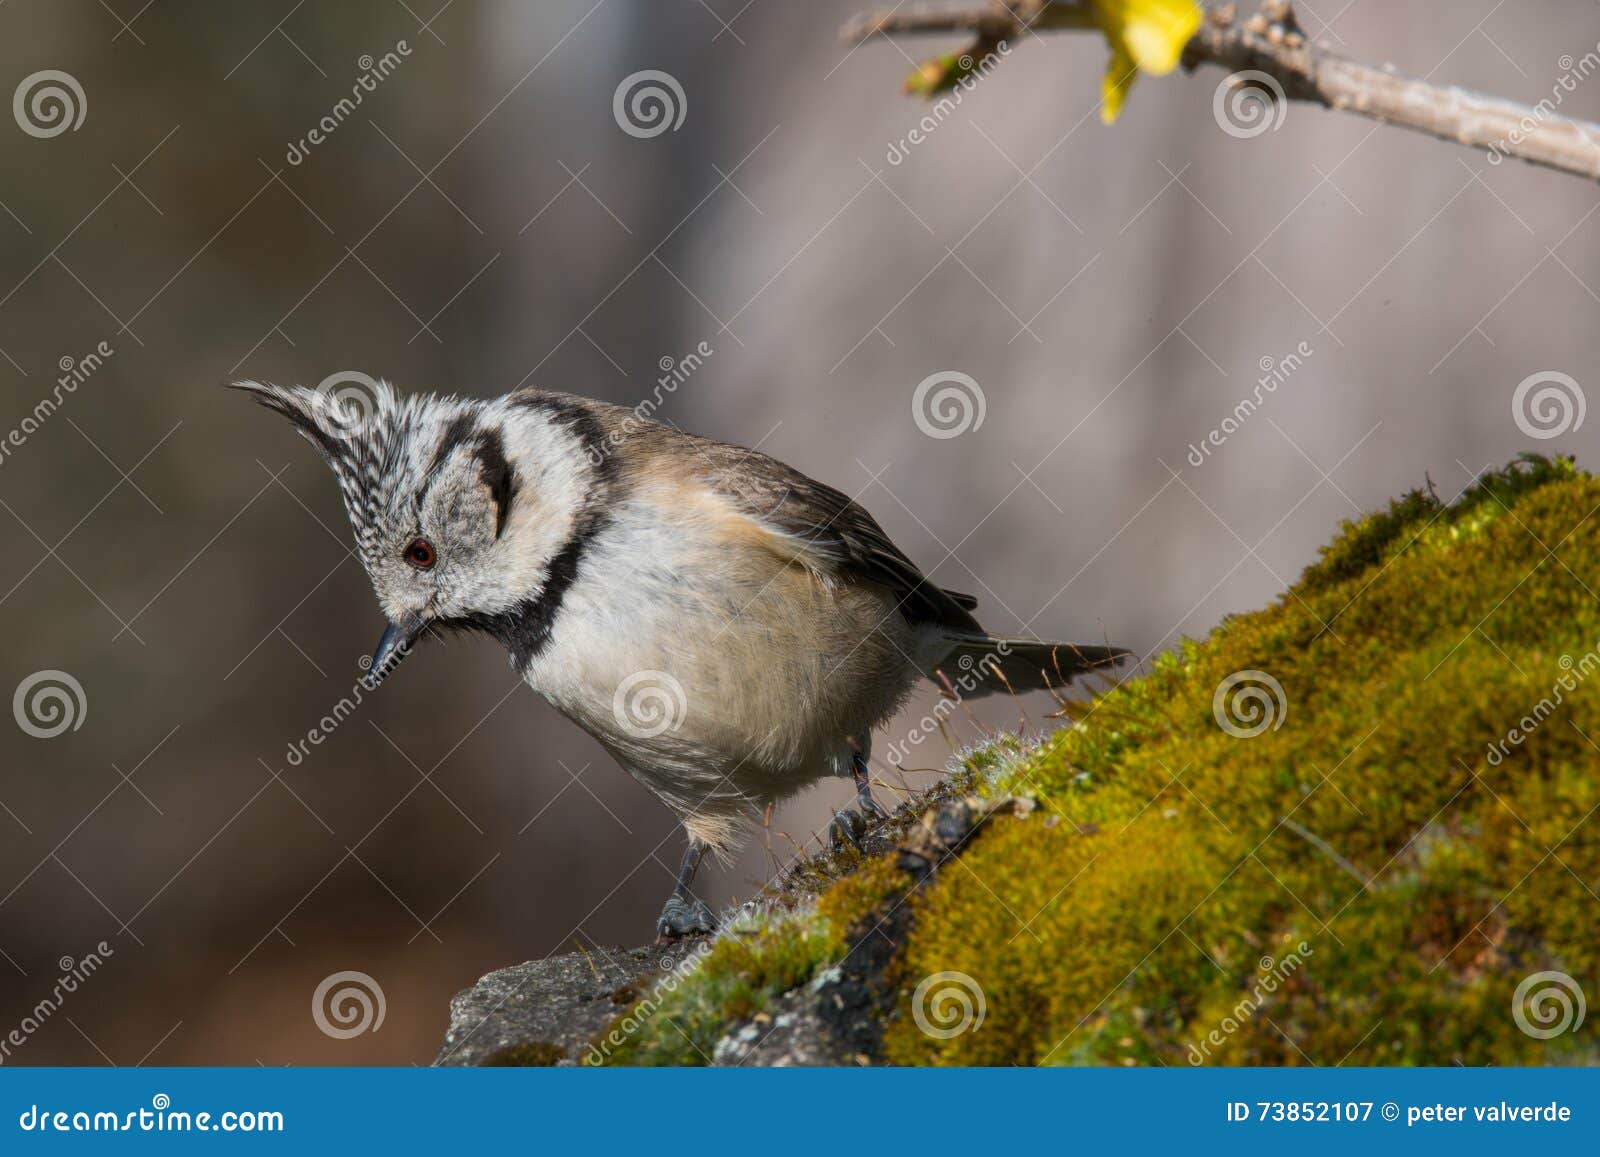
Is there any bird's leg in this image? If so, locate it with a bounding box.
[655,838,717,940]
[852,749,887,817]
[830,748,887,850]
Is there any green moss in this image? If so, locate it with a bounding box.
[591,908,843,1066]
[481,1041,566,1066]
[891,454,1599,1065]
[590,456,1600,1066]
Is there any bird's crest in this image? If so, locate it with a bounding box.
[231,376,447,565]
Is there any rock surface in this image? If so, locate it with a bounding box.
[436,942,701,1066]
[436,791,1010,1066]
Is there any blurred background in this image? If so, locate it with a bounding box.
[1,0,1598,1064]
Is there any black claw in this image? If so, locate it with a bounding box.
[656,894,716,940]
[830,805,872,851]
[850,750,888,820]
[858,792,888,818]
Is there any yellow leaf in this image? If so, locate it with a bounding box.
[1077,0,1203,122]
[1102,42,1138,123]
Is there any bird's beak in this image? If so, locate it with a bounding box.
[365,616,422,688]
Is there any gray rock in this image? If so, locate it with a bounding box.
[436,942,701,1066]
[711,977,855,1066]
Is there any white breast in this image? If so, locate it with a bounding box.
[519,482,920,845]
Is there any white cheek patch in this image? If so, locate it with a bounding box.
[459,404,594,617]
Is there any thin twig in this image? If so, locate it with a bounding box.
[843,0,1600,183]
[1281,817,1368,888]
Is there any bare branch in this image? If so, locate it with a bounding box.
[843,0,1600,183]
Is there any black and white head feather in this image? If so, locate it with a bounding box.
[232,379,481,568]
[233,378,607,670]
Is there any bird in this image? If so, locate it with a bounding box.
[234,379,1128,938]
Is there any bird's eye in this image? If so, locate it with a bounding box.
[403,537,436,569]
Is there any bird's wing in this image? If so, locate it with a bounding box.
[672,431,985,634]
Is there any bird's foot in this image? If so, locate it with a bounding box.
[829,798,886,851]
[656,893,717,941]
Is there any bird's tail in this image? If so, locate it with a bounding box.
[924,634,1130,699]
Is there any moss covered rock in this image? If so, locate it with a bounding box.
[590,456,1600,1066]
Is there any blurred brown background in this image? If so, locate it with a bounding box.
[1,0,1598,1064]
